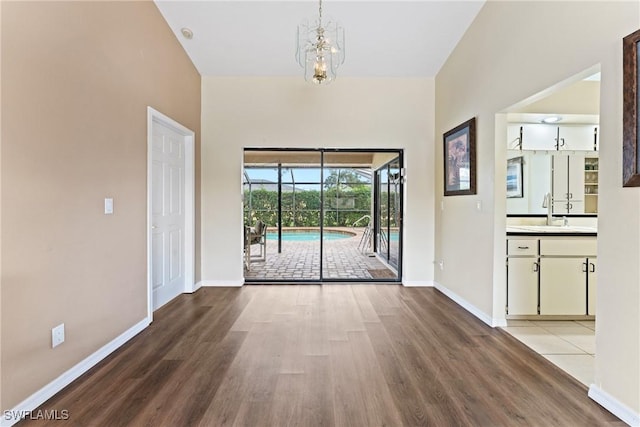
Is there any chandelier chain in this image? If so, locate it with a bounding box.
[318,0,323,27]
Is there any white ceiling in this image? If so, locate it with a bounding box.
[154,1,486,78]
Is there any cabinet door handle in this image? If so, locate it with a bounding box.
[569,203,573,210]
[582,262,588,273]
[533,262,539,272]
[560,138,565,147]
[517,246,529,249]
[589,262,596,273]
[568,192,573,199]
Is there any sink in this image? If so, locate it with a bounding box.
[507,225,597,233]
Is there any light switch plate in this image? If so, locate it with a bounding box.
[52,323,65,348]
[104,198,113,215]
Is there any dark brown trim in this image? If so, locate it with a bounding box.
[623,29,640,186]
[506,231,597,237]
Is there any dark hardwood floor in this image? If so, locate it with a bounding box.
[20,285,623,426]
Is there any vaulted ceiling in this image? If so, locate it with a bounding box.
[154,1,485,78]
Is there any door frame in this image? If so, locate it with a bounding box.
[146,107,195,321]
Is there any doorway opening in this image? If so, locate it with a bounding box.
[500,66,600,386]
[243,148,403,282]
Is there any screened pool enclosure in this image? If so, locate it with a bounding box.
[243,149,403,282]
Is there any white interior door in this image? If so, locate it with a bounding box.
[151,121,186,310]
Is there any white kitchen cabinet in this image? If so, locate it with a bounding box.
[506,239,539,316]
[539,258,587,315]
[506,236,597,318]
[557,125,598,151]
[507,257,539,315]
[539,237,597,256]
[507,125,522,149]
[552,154,585,214]
[507,124,558,150]
[507,239,538,256]
[587,258,597,315]
[507,123,598,152]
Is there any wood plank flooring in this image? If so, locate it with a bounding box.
[20,285,623,426]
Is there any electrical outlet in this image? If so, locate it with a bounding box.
[438,260,444,270]
[476,200,482,211]
[52,323,65,348]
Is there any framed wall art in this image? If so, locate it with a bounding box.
[444,117,476,196]
[623,28,640,186]
[506,156,524,198]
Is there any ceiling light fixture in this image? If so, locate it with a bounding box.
[296,0,345,85]
[541,116,562,124]
[181,27,193,40]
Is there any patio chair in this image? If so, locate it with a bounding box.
[244,220,267,270]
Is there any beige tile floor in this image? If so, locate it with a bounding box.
[502,320,595,386]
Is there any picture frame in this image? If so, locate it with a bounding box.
[506,156,524,198]
[623,28,640,186]
[444,117,476,196]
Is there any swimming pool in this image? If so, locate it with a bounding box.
[266,230,354,241]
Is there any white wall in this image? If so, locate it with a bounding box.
[435,0,639,420]
[201,77,435,286]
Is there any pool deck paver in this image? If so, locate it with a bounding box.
[244,227,397,281]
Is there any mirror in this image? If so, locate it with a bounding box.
[506,148,599,215]
[506,150,551,215]
[505,69,600,215]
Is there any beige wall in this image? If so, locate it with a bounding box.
[1,1,201,409]
[514,80,600,115]
[201,77,434,285]
[436,0,639,416]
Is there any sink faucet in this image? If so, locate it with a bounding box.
[563,216,569,227]
[542,192,553,225]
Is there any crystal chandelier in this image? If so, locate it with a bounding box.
[296,0,345,85]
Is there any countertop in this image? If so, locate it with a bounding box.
[507,225,597,237]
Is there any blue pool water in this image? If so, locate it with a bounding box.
[266,231,351,241]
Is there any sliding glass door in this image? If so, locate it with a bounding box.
[243,148,402,282]
[375,156,402,273]
[322,153,375,280]
[243,151,322,281]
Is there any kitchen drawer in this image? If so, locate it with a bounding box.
[507,239,538,256]
[540,238,597,256]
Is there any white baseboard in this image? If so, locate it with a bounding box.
[433,281,505,328]
[188,281,203,293]
[491,317,508,328]
[198,280,244,287]
[402,280,434,287]
[2,318,150,427]
[589,385,640,426]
